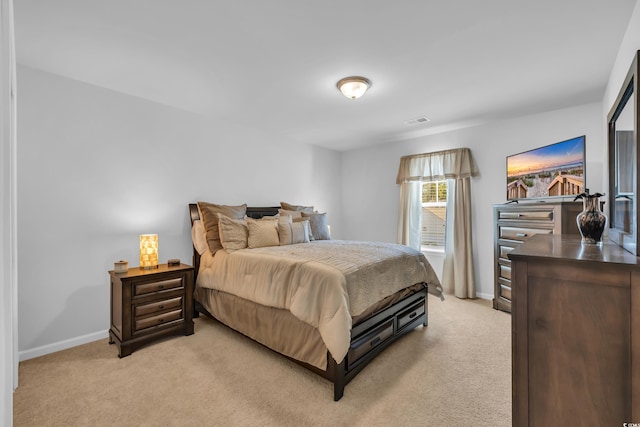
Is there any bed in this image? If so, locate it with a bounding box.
[188,202,443,400]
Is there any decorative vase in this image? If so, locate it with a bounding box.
[574,189,607,245]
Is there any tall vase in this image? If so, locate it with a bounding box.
[575,190,607,245]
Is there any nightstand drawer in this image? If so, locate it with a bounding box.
[135,309,183,332]
[134,277,183,296]
[135,296,183,317]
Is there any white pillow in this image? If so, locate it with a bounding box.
[278,220,310,245]
[247,218,280,248]
[191,220,208,255]
[301,212,331,240]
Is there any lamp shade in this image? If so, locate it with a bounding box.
[140,234,158,269]
[337,76,371,99]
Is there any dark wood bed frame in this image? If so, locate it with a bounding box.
[189,203,429,400]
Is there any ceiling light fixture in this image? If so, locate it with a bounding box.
[337,76,371,99]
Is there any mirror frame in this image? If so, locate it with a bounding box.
[608,50,640,255]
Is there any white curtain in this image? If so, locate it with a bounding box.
[396,148,478,298]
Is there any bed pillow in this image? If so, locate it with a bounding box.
[278,208,303,219]
[197,202,247,254]
[247,218,280,248]
[278,220,311,245]
[217,214,248,252]
[191,220,208,255]
[301,212,331,240]
[280,201,314,213]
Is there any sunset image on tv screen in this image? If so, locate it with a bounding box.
[506,136,585,200]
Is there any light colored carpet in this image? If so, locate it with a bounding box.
[13,297,511,427]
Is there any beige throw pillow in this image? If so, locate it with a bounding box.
[278,209,303,219]
[247,218,280,248]
[197,202,247,254]
[278,220,310,245]
[217,214,248,252]
[280,201,315,213]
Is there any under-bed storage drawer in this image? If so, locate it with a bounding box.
[397,301,426,331]
[348,319,394,367]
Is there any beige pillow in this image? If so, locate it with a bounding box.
[197,202,247,254]
[278,208,303,219]
[279,220,311,245]
[247,218,280,248]
[280,201,314,213]
[191,220,208,255]
[301,212,331,240]
[263,214,293,224]
[217,214,248,252]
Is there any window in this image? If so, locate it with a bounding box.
[421,180,447,248]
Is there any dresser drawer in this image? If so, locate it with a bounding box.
[499,283,512,301]
[397,301,425,331]
[134,277,183,296]
[134,309,183,332]
[499,226,553,242]
[499,243,517,260]
[348,319,394,368]
[500,264,511,280]
[134,296,183,317]
[498,209,554,221]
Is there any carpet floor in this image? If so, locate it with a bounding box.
[13,296,511,427]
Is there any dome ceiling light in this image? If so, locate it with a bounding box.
[336,76,371,99]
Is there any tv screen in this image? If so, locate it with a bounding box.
[506,135,585,201]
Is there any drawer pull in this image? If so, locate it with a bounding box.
[158,285,164,289]
[409,311,417,319]
[516,233,527,237]
[370,337,381,347]
[158,305,164,310]
[158,318,165,323]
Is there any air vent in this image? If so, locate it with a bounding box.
[404,116,431,126]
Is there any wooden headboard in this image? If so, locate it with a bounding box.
[188,203,280,279]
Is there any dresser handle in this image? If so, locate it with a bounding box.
[516,233,527,237]
[409,312,417,319]
[370,337,381,347]
[158,285,164,290]
[158,305,164,310]
[158,318,165,323]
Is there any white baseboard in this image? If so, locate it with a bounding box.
[475,292,493,301]
[19,330,109,361]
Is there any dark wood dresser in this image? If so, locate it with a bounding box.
[493,201,582,312]
[109,263,194,357]
[509,234,639,426]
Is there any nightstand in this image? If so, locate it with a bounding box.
[108,263,194,357]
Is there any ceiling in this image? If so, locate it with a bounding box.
[14,0,637,151]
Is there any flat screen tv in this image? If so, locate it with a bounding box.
[506,135,586,201]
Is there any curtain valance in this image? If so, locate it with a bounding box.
[396,148,479,184]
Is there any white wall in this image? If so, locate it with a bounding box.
[17,65,342,357]
[602,0,640,206]
[341,102,604,299]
